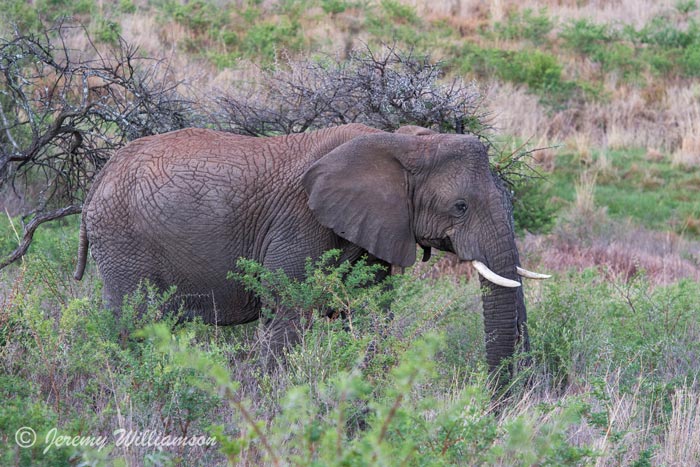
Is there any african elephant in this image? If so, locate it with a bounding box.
[73,123,548,376]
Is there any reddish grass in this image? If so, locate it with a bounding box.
[521,219,700,286]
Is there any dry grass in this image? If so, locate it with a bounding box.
[489,368,674,466]
[573,170,598,214]
[522,213,700,286]
[659,388,700,466]
[486,83,551,143]
[487,83,700,157]
[406,0,676,28]
[673,134,700,168]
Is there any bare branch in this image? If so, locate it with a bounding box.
[0,23,201,270]
[211,44,489,137]
[0,205,81,270]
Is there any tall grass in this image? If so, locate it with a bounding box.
[1,216,700,465]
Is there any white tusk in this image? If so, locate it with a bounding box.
[472,261,521,288]
[516,267,552,280]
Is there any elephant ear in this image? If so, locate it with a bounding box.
[302,134,419,267]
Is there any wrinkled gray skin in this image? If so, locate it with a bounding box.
[74,123,528,376]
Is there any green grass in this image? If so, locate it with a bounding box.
[548,148,700,235]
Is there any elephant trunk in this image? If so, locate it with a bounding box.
[478,240,528,384]
[478,181,530,385]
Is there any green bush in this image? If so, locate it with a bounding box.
[641,47,678,75]
[2,211,699,464]
[1,0,42,33]
[0,377,72,467]
[596,42,644,79]
[146,322,596,465]
[512,176,559,234]
[118,0,137,14]
[492,8,553,45]
[364,0,438,50]
[379,0,419,24]
[637,16,699,48]
[529,270,700,387]
[169,0,226,35]
[231,250,392,319]
[676,0,698,13]
[681,44,700,75]
[321,0,350,14]
[559,16,700,81]
[35,0,94,21]
[458,45,560,89]
[457,44,580,107]
[94,17,121,44]
[560,18,615,56]
[241,19,303,62]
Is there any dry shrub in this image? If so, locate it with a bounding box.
[603,86,665,150]
[439,11,490,40]
[565,132,592,164]
[0,25,198,222]
[211,46,485,135]
[577,371,656,466]
[593,151,617,181]
[494,369,664,467]
[684,216,700,236]
[642,81,668,107]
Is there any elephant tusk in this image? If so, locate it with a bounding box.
[471,261,521,288]
[516,267,551,279]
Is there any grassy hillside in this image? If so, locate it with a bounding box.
[2,1,700,466]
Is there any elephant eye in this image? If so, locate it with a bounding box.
[453,201,468,216]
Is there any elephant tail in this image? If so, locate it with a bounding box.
[73,214,89,280]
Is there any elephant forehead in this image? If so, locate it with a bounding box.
[430,153,491,184]
[426,136,489,170]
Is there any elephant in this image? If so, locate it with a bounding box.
[73,123,548,377]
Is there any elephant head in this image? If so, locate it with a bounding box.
[302,131,548,379]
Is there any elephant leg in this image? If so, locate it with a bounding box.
[94,239,168,322]
[253,246,392,368]
[254,306,311,369]
[249,248,307,367]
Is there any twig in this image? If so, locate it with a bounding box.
[224,387,281,467]
[0,205,81,269]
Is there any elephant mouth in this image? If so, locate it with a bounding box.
[416,236,550,287]
[417,236,454,252]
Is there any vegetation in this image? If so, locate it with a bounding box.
[1,0,700,465]
[1,216,699,465]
